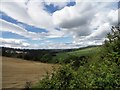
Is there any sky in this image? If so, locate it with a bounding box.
[0,0,119,49]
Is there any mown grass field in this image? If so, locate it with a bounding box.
[2,56,58,88]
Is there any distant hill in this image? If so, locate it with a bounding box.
[1,45,101,63]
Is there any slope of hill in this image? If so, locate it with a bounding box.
[32,26,120,89]
[1,46,101,88]
[2,56,58,88]
[53,46,102,64]
[1,46,101,64]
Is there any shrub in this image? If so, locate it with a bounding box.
[32,26,120,89]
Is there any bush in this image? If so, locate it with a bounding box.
[32,26,120,89]
[33,65,84,89]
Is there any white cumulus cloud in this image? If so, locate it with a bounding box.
[0,0,119,49]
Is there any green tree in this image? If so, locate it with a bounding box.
[104,26,120,66]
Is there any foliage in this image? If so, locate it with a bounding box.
[32,26,120,89]
[104,26,120,66]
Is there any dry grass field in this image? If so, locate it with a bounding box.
[2,56,58,88]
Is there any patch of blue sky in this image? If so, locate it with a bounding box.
[110,2,118,9]
[26,37,73,47]
[1,31,28,40]
[44,1,76,13]
[67,1,76,7]
[17,22,48,33]
[24,39,49,47]
[44,4,59,13]
[0,12,48,33]
[0,32,38,46]
[0,11,17,24]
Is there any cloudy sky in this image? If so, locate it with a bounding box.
[0,0,119,49]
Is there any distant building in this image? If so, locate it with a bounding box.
[15,51,23,54]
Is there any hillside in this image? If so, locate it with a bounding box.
[1,47,76,63]
[53,46,102,64]
[2,56,58,88]
[1,46,101,88]
[33,26,120,89]
[1,45,101,64]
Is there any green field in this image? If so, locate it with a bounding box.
[53,46,102,64]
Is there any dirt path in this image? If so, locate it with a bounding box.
[2,56,58,88]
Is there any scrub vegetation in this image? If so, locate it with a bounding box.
[32,26,120,89]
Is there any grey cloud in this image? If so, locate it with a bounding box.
[59,15,91,29]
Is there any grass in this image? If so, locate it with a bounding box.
[53,46,102,63]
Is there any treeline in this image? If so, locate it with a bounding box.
[32,26,120,89]
[1,47,78,63]
[1,44,100,64]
